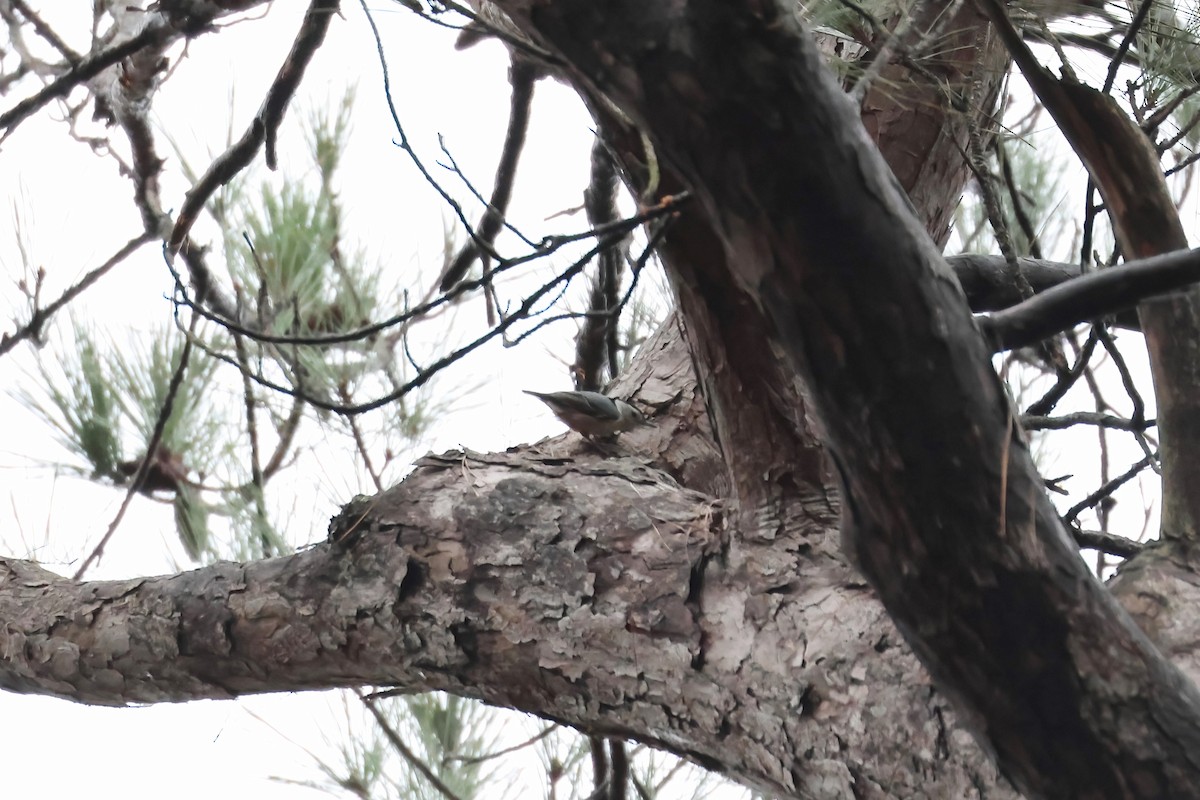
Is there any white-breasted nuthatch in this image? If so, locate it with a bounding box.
[524,390,649,440]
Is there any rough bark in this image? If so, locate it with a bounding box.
[487,0,1200,796]
[7,1,1200,799]
[1,325,1015,799]
[971,0,1200,547]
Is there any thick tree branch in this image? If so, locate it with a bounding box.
[973,0,1200,545]
[488,0,1200,795]
[0,419,1014,797]
[979,246,1200,350]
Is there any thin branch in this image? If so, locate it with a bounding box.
[437,134,539,250]
[0,22,165,139]
[1022,411,1154,432]
[1095,325,1158,467]
[176,221,637,415]
[358,0,490,262]
[175,198,684,348]
[440,56,540,292]
[8,0,81,63]
[1102,0,1155,94]
[1026,326,1099,416]
[444,724,558,766]
[1144,83,1200,136]
[992,136,1042,258]
[356,691,466,800]
[232,330,275,556]
[980,246,1200,351]
[1063,452,1158,525]
[503,217,662,348]
[436,0,563,67]
[342,388,384,491]
[73,307,200,579]
[1071,527,1144,559]
[0,230,155,357]
[261,394,305,480]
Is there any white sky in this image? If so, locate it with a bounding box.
[0,2,1185,798]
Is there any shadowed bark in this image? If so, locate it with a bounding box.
[486,0,1200,796]
[7,1,1200,799]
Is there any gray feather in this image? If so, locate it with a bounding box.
[523,390,621,421]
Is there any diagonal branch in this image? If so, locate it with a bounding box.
[486,0,1200,795]
[980,246,1200,350]
[0,231,155,358]
[166,0,340,259]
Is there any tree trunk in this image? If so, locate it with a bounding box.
[6,1,1200,798]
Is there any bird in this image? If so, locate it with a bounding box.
[524,389,649,440]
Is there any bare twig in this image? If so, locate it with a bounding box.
[440,57,540,292]
[0,22,165,138]
[356,690,466,800]
[445,724,558,766]
[232,330,276,556]
[73,308,200,579]
[0,230,155,357]
[8,0,81,63]
[174,198,685,349]
[1102,0,1156,94]
[992,136,1042,258]
[1063,452,1158,525]
[176,220,641,415]
[1026,326,1099,416]
[1022,411,1154,432]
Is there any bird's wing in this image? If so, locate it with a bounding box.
[524,390,621,420]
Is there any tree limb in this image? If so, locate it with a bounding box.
[488,0,1200,795]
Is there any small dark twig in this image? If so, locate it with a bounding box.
[73,307,200,579]
[232,331,276,556]
[440,57,540,292]
[342,386,384,491]
[0,231,155,358]
[992,136,1042,258]
[504,216,663,348]
[1063,452,1158,525]
[1103,0,1156,95]
[176,222,641,415]
[175,198,685,349]
[445,724,559,766]
[1026,327,1099,416]
[1094,325,1157,466]
[357,691,466,800]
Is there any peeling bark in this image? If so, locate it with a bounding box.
[487,0,1200,796]
[8,1,1200,799]
[0,331,1014,796]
